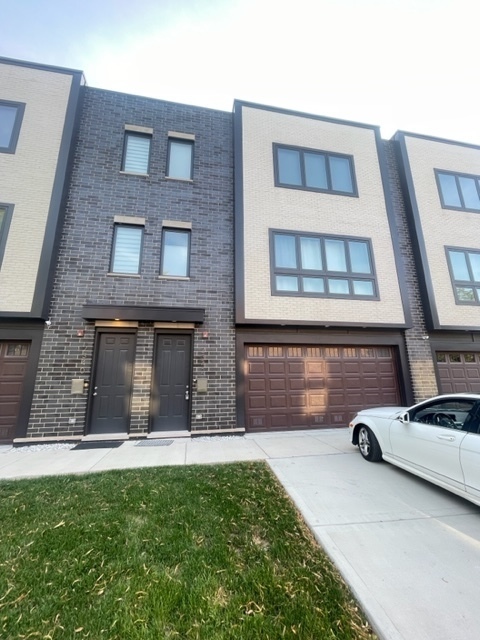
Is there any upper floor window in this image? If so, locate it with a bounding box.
[167,138,194,180]
[0,100,25,153]
[271,230,377,298]
[436,170,480,212]
[110,223,144,274]
[160,228,191,277]
[273,144,356,195]
[122,131,151,174]
[447,247,480,304]
[0,203,14,269]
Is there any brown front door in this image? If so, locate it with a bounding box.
[151,333,192,432]
[88,332,136,435]
[0,342,30,442]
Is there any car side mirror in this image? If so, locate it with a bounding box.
[398,411,410,424]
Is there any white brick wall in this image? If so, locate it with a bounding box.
[241,107,406,324]
[0,63,72,312]
[404,136,480,327]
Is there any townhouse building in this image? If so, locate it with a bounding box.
[3,54,480,443]
[25,85,237,440]
[395,131,480,395]
[0,58,83,443]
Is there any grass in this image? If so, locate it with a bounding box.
[0,462,374,639]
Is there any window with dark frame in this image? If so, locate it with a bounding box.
[436,170,480,212]
[271,230,377,298]
[446,247,480,304]
[122,132,151,174]
[274,144,356,195]
[166,139,194,180]
[0,100,25,153]
[0,203,14,269]
[160,228,191,277]
[110,224,144,274]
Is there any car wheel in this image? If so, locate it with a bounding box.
[357,426,382,462]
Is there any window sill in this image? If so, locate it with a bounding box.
[107,272,142,278]
[158,275,190,281]
[164,176,193,183]
[119,170,149,177]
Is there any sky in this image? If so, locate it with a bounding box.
[1,0,479,144]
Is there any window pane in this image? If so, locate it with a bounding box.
[468,253,480,281]
[168,140,193,179]
[458,176,480,210]
[0,105,17,148]
[438,173,461,207]
[456,286,475,301]
[274,234,297,268]
[449,251,470,280]
[329,156,353,193]
[303,277,324,292]
[0,206,5,231]
[300,236,322,270]
[325,239,347,272]
[161,230,190,276]
[304,152,327,189]
[112,226,142,273]
[124,134,150,173]
[328,278,349,294]
[277,148,301,185]
[352,280,374,295]
[276,275,298,291]
[348,241,371,273]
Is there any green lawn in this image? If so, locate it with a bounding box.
[0,462,374,639]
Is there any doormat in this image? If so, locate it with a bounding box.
[73,441,124,450]
[135,439,174,447]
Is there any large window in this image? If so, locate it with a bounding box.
[122,132,151,174]
[271,231,377,298]
[0,100,25,153]
[447,247,480,304]
[166,138,194,180]
[274,144,356,195]
[436,170,480,212]
[110,224,144,274]
[0,203,14,268]
[160,228,191,277]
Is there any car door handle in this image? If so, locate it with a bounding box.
[437,435,455,441]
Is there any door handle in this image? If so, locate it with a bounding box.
[437,435,455,441]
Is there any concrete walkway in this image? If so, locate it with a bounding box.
[1,428,480,640]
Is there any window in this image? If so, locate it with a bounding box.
[167,138,194,180]
[110,224,144,274]
[436,170,480,212]
[271,230,377,298]
[410,398,477,432]
[447,247,480,304]
[160,228,190,277]
[122,132,151,174]
[274,144,356,195]
[0,100,25,153]
[0,203,14,269]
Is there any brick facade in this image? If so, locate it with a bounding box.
[383,140,438,402]
[28,87,236,438]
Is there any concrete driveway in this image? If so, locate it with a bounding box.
[263,431,480,640]
[1,428,480,639]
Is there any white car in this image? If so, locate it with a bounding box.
[349,394,480,507]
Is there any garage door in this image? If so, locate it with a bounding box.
[436,352,480,394]
[245,345,401,432]
[0,342,30,442]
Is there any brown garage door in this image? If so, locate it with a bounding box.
[0,342,30,442]
[245,344,401,432]
[436,352,480,393]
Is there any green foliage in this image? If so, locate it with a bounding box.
[0,463,374,639]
